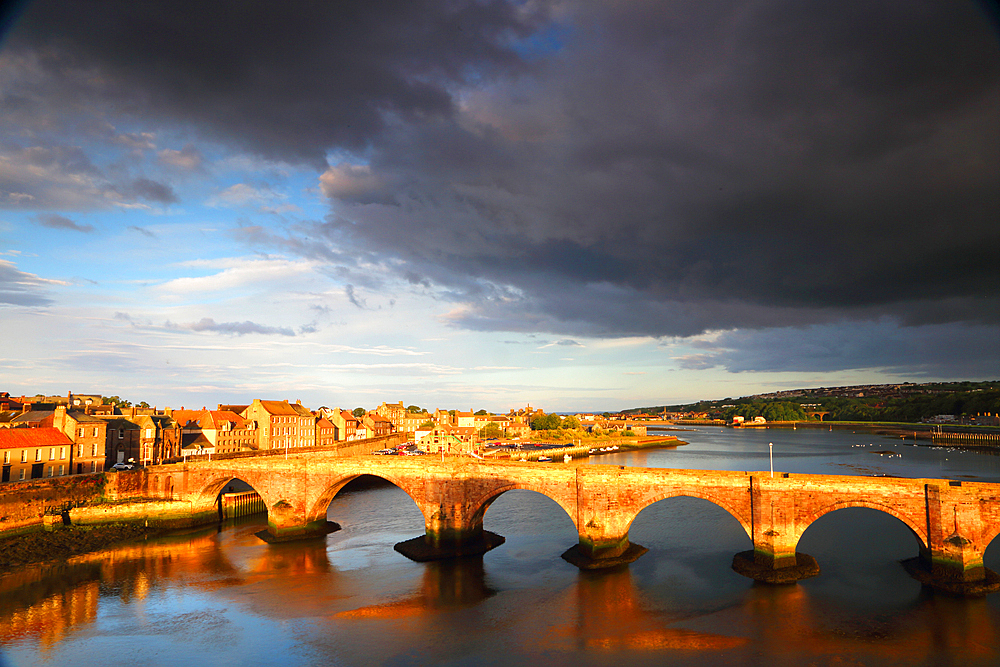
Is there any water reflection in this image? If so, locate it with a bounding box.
[337,557,495,619]
[563,568,747,651]
[4,426,1000,666]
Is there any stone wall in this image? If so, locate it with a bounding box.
[0,473,107,536]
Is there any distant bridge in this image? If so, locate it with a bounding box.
[136,455,1000,595]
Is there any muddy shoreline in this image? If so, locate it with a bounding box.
[0,522,169,575]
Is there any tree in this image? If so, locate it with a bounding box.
[475,409,489,416]
[105,396,132,408]
[479,422,502,439]
[531,413,561,431]
[561,415,581,430]
[418,420,435,429]
[138,401,150,409]
[407,405,423,413]
[353,407,366,418]
[602,412,611,419]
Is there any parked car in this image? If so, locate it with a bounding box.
[111,462,133,470]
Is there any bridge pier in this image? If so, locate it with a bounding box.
[561,532,648,570]
[394,478,505,562]
[732,476,819,584]
[262,498,339,543]
[562,467,648,569]
[901,484,1000,596]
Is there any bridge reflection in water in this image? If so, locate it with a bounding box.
[3,513,999,666]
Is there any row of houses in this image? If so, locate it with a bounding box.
[0,393,554,480]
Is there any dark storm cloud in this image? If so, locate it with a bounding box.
[304,0,999,340]
[6,0,540,166]
[5,1,998,374]
[676,320,1000,379]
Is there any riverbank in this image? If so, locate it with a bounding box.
[494,435,686,462]
[744,421,1000,447]
[0,522,168,574]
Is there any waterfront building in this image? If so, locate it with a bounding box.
[242,400,316,451]
[416,425,465,454]
[363,413,394,437]
[195,410,257,454]
[315,416,338,446]
[101,416,141,467]
[328,409,364,442]
[417,424,478,453]
[396,411,433,436]
[454,411,475,428]
[0,427,75,480]
[374,401,406,426]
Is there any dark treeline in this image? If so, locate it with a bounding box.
[631,383,1000,423]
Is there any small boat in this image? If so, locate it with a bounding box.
[537,455,552,462]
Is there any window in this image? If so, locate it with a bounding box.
[58,465,64,475]
[46,466,53,477]
[92,443,99,457]
[35,449,41,462]
[118,429,124,439]
[49,448,55,461]
[60,447,66,459]
[79,428,84,437]
[91,461,97,473]
[145,428,153,438]
[19,468,25,480]
[78,444,84,457]
[3,451,8,465]
[20,450,26,463]
[93,427,98,437]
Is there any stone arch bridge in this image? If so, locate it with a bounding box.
[142,455,1000,595]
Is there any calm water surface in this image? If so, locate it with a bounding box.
[3,426,1000,666]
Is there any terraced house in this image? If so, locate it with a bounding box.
[0,427,75,481]
[242,400,315,451]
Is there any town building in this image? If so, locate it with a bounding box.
[417,424,478,454]
[374,401,406,426]
[241,400,316,451]
[396,411,433,436]
[0,427,75,481]
[363,413,394,437]
[316,416,338,446]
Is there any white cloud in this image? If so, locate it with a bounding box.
[156,257,318,296]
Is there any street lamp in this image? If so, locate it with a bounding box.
[769,442,773,478]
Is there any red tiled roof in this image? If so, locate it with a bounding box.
[202,410,247,429]
[0,427,73,450]
[258,400,300,416]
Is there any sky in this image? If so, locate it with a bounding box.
[0,0,998,413]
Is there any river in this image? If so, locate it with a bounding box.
[2,425,1000,666]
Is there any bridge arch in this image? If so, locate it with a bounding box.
[306,472,428,527]
[468,483,579,535]
[625,491,753,540]
[466,482,578,535]
[799,500,928,551]
[982,523,1000,555]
